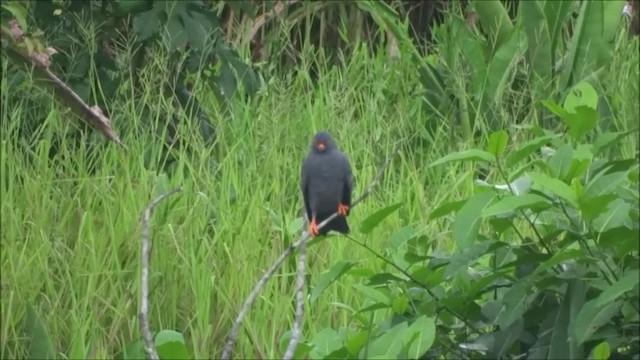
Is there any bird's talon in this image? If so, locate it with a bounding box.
[338,203,350,216]
[309,218,319,237]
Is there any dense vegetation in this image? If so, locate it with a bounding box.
[1,1,638,359]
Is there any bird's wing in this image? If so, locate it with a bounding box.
[301,156,312,220]
[341,154,353,207]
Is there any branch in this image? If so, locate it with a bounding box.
[139,187,182,360]
[221,146,399,360]
[283,217,308,360]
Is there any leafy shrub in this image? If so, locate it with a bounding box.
[303,81,639,359]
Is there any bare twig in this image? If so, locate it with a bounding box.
[139,187,183,360]
[283,218,308,360]
[221,147,399,360]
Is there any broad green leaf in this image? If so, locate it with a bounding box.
[548,144,573,181]
[491,319,524,358]
[345,330,369,356]
[387,226,417,251]
[592,198,632,233]
[354,284,392,305]
[564,81,599,112]
[367,322,408,358]
[391,296,409,315]
[367,273,406,286]
[495,281,535,330]
[574,298,622,345]
[593,129,639,155]
[309,328,343,359]
[542,99,570,120]
[473,0,514,51]
[584,170,630,199]
[360,203,403,234]
[406,316,436,358]
[506,134,562,167]
[520,0,552,87]
[564,107,599,141]
[595,271,640,308]
[559,1,606,90]
[565,144,594,182]
[25,303,56,360]
[445,240,507,278]
[548,281,575,358]
[429,200,466,220]
[529,172,579,208]
[155,330,189,360]
[429,149,496,167]
[310,261,357,303]
[579,194,617,221]
[487,130,509,157]
[533,249,584,277]
[590,342,611,360]
[452,192,496,248]
[482,194,552,217]
[485,25,525,103]
[121,340,146,360]
[543,0,574,67]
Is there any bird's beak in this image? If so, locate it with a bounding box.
[316,142,325,151]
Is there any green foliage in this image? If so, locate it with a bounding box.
[306,82,639,359]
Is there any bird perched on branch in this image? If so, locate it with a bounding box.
[301,131,354,237]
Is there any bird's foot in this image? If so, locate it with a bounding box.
[309,218,319,237]
[338,203,350,216]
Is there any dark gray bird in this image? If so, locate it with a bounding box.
[301,131,353,237]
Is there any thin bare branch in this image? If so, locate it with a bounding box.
[221,146,399,360]
[139,187,183,360]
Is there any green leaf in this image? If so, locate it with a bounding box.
[595,271,640,308]
[533,249,584,277]
[584,170,631,199]
[548,143,573,180]
[354,284,392,306]
[2,2,29,30]
[387,226,417,251]
[528,172,579,208]
[495,281,535,330]
[445,240,507,278]
[429,200,466,220]
[564,81,599,112]
[592,198,632,233]
[429,149,496,167]
[155,330,190,360]
[309,328,343,359]
[590,341,611,360]
[310,261,357,303]
[579,194,617,221]
[360,203,403,234]
[25,303,56,360]
[542,99,570,120]
[482,194,552,217]
[367,322,408,358]
[367,273,406,286]
[593,128,639,156]
[487,130,509,157]
[574,298,622,345]
[506,134,561,167]
[406,316,436,358]
[452,192,496,248]
[564,107,599,141]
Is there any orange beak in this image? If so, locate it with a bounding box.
[316,141,325,151]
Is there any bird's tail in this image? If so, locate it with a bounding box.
[317,213,350,235]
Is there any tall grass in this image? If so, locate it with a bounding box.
[1,19,638,360]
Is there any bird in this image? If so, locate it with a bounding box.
[301,131,354,237]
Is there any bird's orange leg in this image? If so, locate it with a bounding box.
[337,203,350,216]
[309,217,319,237]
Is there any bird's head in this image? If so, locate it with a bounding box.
[311,131,337,154]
